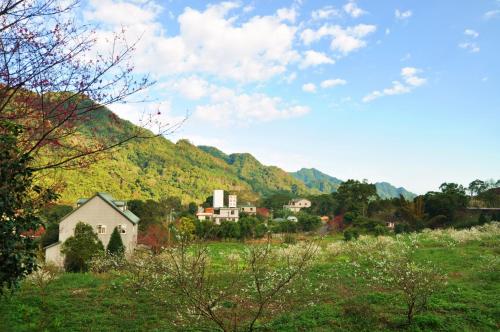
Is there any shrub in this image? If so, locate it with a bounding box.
[343,229,359,241]
[107,227,125,256]
[346,236,447,324]
[61,222,104,272]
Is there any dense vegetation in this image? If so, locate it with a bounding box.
[39,107,419,205]
[39,107,315,204]
[291,168,416,200]
[1,224,498,331]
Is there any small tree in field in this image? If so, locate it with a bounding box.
[347,236,446,325]
[107,227,125,257]
[138,240,319,331]
[62,222,104,272]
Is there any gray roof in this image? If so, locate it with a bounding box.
[43,241,61,249]
[73,192,140,225]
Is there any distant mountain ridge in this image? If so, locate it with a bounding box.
[42,105,415,204]
[41,106,313,204]
[290,168,416,200]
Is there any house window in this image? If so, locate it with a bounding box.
[117,225,126,234]
[97,225,106,234]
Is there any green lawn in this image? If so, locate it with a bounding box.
[1,237,499,331]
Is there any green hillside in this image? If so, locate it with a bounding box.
[290,168,343,193]
[40,107,313,204]
[290,168,416,200]
[198,147,314,197]
[374,181,417,200]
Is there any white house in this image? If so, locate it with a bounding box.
[239,204,257,215]
[283,198,312,213]
[196,190,239,224]
[44,192,140,266]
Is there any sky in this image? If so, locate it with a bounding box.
[81,0,500,194]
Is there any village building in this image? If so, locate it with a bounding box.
[44,192,140,266]
[283,198,312,213]
[239,203,257,215]
[196,190,239,224]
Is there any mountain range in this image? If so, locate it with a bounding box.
[42,106,415,204]
[290,168,416,200]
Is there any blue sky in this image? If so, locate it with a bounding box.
[82,0,500,194]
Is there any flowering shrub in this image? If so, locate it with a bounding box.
[118,240,319,331]
[89,252,127,274]
[345,235,446,324]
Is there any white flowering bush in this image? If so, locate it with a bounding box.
[89,252,127,274]
[417,222,500,247]
[121,240,319,331]
[345,235,446,324]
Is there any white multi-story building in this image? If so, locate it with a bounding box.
[213,189,224,208]
[196,190,239,224]
[283,198,312,213]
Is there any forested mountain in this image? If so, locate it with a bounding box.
[41,106,415,204]
[290,168,416,200]
[41,106,313,204]
[290,168,343,193]
[374,182,417,200]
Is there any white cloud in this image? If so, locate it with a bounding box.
[395,9,412,20]
[109,100,184,131]
[170,76,211,100]
[385,28,391,35]
[484,9,500,20]
[401,67,426,87]
[277,7,297,23]
[320,78,347,88]
[343,1,366,18]
[300,24,376,54]
[85,1,300,82]
[363,67,426,102]
[84,0,162,26]
[459,42,480,53]
[311,6,339,20]
[299,50,335,68]
[302,83,317,93]
[459,29,480,53]
[195,87,310,125]
[464,29,479,38]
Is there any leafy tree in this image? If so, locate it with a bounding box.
[468,179,488,197]
[61,222,104,272]
[219,221,240,239]
[138,224,169,254]
[423,183,468,227]
[309,194,339,216]
[261,191,295,211]
[333,179,378,216]
[187,202,198,215]
[297,212,322,232]
[0,121,57,293]
[175,217,196,243]
[107,227,125,257]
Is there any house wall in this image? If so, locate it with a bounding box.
[48,196,138,266]
[45,243,63,266]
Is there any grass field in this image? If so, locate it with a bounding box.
[1,231,499,331]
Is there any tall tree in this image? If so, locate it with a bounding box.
[61,222,104,272]
[468,179,487,197]
[333,179,378,216]
[107,227,125,257]
[0,121,57,293]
